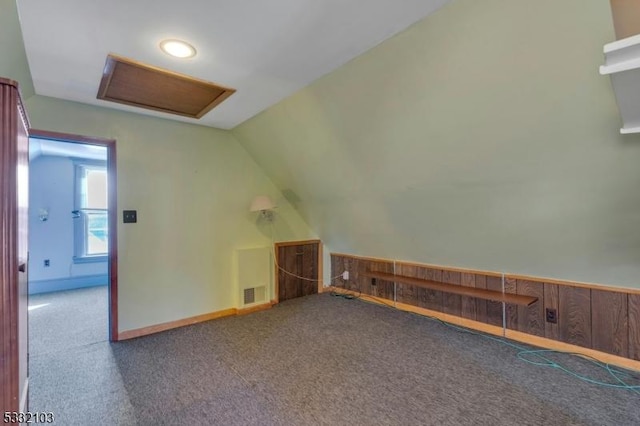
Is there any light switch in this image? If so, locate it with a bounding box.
[123,210,137,223]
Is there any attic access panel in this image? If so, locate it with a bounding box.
[97,54,235,119]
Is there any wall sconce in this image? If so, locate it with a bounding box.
[250,195,276,221]
[38,208,49,222]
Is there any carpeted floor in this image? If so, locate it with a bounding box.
[29,291,640,425]
[29,285,108,356]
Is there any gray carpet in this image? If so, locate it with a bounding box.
[29,285,108,356]
[29,292,640,425]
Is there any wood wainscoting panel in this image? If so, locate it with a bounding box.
[474,274,488,324]
[630,294,640,361]
[395,264,420,306]
[345,256,360,293]
[330,252,640,365]
[460,273,477,321]
[368,260,395,300]
[591,290,628,357]
[558,286,592,348]
[515,280,545,337]
[330,255,341,287]
[442,271,462,317]
[485,276,504,326]
[419,268,443,311]
[504,277,518,330]
[544,283,560,340]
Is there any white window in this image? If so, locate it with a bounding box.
[73,162,108,263]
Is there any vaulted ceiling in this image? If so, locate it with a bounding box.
[17,0,448,129]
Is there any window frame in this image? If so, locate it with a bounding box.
[73,159,108,264]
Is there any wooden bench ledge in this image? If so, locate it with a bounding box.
[361,271,538,306]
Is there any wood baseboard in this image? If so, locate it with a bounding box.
[328,286,640,372]
[118,308,237,340]
[119,301,276,340]
[237,302,273,316]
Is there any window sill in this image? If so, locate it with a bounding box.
[73,255,108,264]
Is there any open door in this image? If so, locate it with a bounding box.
[1,78,30,412]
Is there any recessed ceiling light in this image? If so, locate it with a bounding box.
[159,39,197,59]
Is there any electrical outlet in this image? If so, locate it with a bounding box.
[545,308,557,324]
[342,271,349,280]
[371,278,377,286]
[44,259,50,267]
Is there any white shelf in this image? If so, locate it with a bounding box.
[601,34,640,134]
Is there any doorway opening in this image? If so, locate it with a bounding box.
[28,130,118,344]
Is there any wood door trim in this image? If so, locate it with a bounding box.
[29,129,120,341]
[1,79,29,412]
[274,240,322,303]
[274,239,321,247]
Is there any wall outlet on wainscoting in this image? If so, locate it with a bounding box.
[342,271,349,281]
[545,308,557,324]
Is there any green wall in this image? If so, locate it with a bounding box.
[234,0,640,289]
[26,95,316,332]
[0,0,34,97]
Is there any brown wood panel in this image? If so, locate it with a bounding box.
[331,252,639,364]
[363,271,536,306]
[419,268,443,312]
[592,290,628,357]
[301,243,318,297]
[460,273,477,320]
[277,246,292,300]
[334,252,640,296]
[330,254,339,287]
[395,264,419,306]
[475,274,488,324]
[369,261,395,300]
[486,276,504,327]
[442,271,462,316]
[544,283,560,340]
[344,256,363,293]
[630,294,640,361]
[332,253,351,289]
[558,286,592,348]
[0,79,29,412]
[516,280,544,337]
[504,277,518,330]
[277,242,319,302]
[97,54,235,118]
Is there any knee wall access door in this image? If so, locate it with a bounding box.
[275,240,321,302]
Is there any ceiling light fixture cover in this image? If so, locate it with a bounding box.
[160,39,197,58]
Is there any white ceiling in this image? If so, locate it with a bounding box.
[17,0,448,130]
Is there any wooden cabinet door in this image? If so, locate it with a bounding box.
[276,241,320,302]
